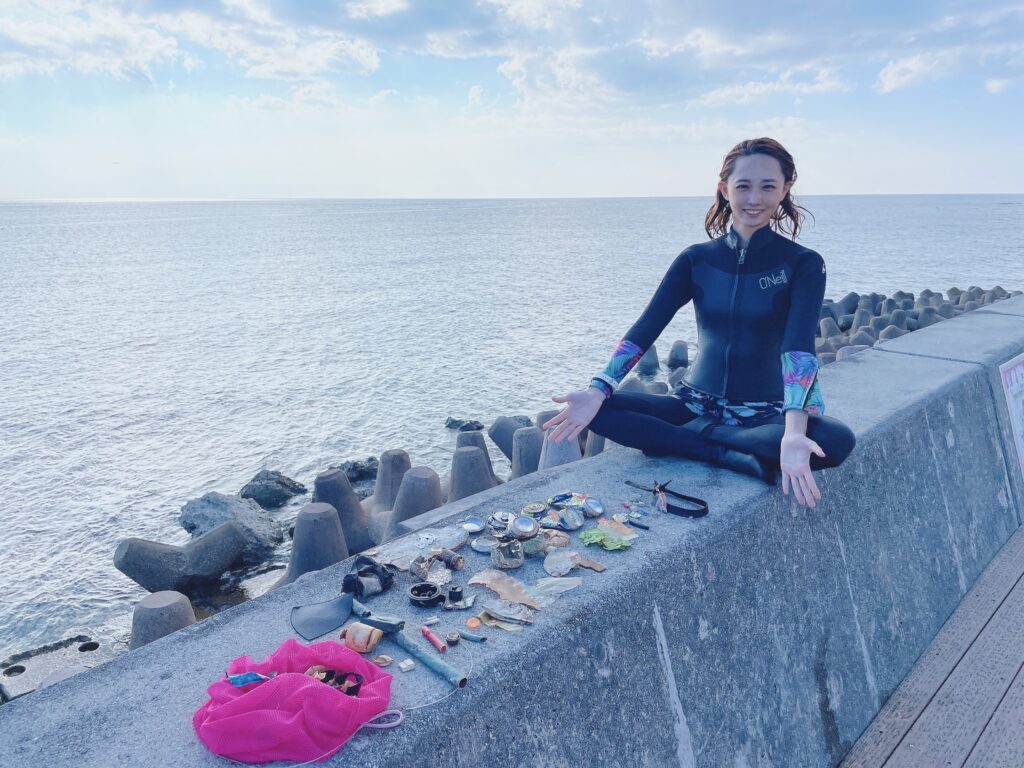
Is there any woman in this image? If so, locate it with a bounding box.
[542,138,855,509]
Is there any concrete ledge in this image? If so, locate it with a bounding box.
[1,299,1022,768]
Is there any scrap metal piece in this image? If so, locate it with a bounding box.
[479,599,534,625]
[471,535,499,554]
[520,502,548,517]
[398,659,415,672]
[528,576,583,607]
[372,525,470,571]
[543,549,581,577]
[460,516,485,533]
[458,630,487,643]
[597,517,639,540]
[577,555,607,572]
[490,538,525,569]
[469,569,542,610]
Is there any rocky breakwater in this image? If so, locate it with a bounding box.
[815,285,1021,365]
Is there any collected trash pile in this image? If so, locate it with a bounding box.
[193,481,708,763]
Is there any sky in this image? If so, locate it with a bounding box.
[0,0,1022,198]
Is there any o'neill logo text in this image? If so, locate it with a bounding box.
[759,269,788,290]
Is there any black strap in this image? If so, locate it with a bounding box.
[624,480,709,519]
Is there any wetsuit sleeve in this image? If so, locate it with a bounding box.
[590,250,693,397]
[781,250,826,414]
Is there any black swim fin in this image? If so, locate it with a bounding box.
[289,593,354,641]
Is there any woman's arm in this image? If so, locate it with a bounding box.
[590,249,694,397]
[780,250,827,429]
[779,250,827,506]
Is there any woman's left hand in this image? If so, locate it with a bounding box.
[780,434,826,508]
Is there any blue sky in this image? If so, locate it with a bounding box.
[0,0,1022,197]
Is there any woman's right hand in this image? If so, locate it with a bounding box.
[542,388,605,443]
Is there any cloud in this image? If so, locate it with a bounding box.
[369,87,399,103]
[479,0,582,30]
[985,77,1011,93]
[876,50,958,93]
[691,67,847,107]
[466,83,484,106]
[345,0,409,20]
[0,4,180,81]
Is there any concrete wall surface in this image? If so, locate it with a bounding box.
[1,297,1022,768]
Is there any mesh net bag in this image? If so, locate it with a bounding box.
[193,638,393,764]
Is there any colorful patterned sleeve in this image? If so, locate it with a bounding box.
[781,350,825,414]
[590,339,645,397]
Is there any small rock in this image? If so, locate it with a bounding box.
[334,456,379,484]
[445,417,485,431]
[240,470,307,510]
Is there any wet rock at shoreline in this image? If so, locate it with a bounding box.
[445,416,485,431]
[240,470,307,510]
[332,456,379,500]
[180,491,284,563]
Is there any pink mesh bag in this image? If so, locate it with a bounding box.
[193,638,394,764]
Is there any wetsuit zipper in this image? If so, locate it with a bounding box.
[722,240,746,395]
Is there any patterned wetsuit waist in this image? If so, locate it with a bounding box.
[671,380,783,426]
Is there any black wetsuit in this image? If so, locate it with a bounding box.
[587,226,855,473]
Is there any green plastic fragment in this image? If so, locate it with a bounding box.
[580,529,632,551]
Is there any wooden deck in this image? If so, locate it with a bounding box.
[841,526,1024,768]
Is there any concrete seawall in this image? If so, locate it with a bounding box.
[1,298,1022,768]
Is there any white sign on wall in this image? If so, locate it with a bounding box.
[1001,351,1024,481]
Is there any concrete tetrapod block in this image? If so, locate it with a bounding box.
[535,409,560,432]
[649,381,669,395]
[538,427,583,470]
[113,521,247,594]
[636,344,659,374]
[487,415,533,461]
[363,449,412,517]
[835,345,870,361]
[817,352,837,366]
[819,317,842,338]
[837,313,854,332]
[848,330,876,347]
[880,298,898,315]
[851,308,872,330]
[836,291,859,315]
[878,325,909,341]
[869,315,891,334]
[510,426,544,479]
[381,466,444,542]
[275,502,348,587]
[129,591,197,650]
[937,302,956,319]
[889,309,908,330]
[618,377,648,394]
[447,446,494,503]
[313,468,374,554]
[668,366,688,387]
[667,340,689,369]
[917,306,939,328]
[584,431,606,457]
[456,430,503,488]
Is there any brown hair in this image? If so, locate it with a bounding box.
[704,137,812,240]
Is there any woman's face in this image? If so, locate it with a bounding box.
[718,153,793,234]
